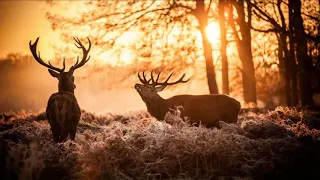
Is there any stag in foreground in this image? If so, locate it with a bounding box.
[29,37,91,142]
[135,71,241,127]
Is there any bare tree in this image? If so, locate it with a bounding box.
[251,0,319,107]
[288,0,299,106]
[219,0,229,95]
[228,0,257,104]
[47,0,219,94]
[289,0,314,106]
[250,0,298,106]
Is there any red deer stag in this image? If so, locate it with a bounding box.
[29,37,91,142]
[135,71,241,127]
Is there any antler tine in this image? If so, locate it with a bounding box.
[73,37,81,48]
[150,70,162,87]
[71,37,91,71]
[163,72,174,84]
[155,72,191,86]
[62,58,66,70]
[143,70,151,83]
[155,71,162,83]
[151,70,155,84]
[138,72,146,84]
[138,70,150,84]
[29,37,64,73]
[166,73,191,85]
[49,57,66,72]
[138,70,190,86]
[73,56,80,67]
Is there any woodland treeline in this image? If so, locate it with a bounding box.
[45,0,320,108]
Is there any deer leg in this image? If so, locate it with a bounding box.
[69,124,77,141]
[229,113,239,123]
[70,115,80,141]
[48,114,61,142]
[59,124,70,142]
[221,113,238,124]
[51,124,61,142]
[51,126,61,143]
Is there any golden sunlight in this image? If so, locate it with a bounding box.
[120,48,135,65]
[206,22,220,44]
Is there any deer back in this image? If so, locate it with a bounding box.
[166,94,241,126]
[46,92,81,129]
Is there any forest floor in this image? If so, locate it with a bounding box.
[1,107,320,180]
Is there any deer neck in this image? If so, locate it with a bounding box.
[58,82,75,94]
[145,94,169,120]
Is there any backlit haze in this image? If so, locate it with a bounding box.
[0,1,222,114]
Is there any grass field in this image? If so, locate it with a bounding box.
[1,107,320,180]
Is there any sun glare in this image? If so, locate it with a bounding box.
[116,31,142,46]
[206,22,220,44]
[120,48,135,65]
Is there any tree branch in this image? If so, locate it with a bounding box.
[250,1,283,32]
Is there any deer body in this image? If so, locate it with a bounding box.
[135,71,241,127]
[46,92,81,142]
[29,37,91,142]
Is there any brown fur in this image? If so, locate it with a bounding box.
[135,84,241,128]
[30,37,91,142]
[46,92,81,142]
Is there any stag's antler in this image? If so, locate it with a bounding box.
[29,37,66,72]
[138,70,190,87]
[138,70,152,84]
[70,37,91,71]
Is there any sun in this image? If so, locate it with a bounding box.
[206,22,220,44]
[120,48,135,65]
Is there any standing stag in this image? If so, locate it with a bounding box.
[135,71,241,127]
[29,37,91,142]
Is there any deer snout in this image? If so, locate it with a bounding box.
[134,84,142,92]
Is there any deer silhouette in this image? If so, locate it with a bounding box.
[29,37,91,142]
[135,70,241,127]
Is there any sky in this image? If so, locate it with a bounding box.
[0,1,221,60]
[0,1,59,58]
[0,1,223,113]
[0,1,147,114]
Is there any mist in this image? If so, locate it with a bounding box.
[0,54,211,114]
[0,55,146,114]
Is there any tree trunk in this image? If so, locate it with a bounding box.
[194,0,219,94]
[276,0,294,106]
[251,0,292,106]
[200,29,219,94]
[279,33,292,106]
[289,0,314,106]
[240,47,257,104]
[219,0,229,95]
[231,0,257,103]
[288,6,298,106]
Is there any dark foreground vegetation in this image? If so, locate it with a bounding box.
[1,107,320,180]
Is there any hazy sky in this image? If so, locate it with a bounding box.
[0,1,146,114]
[0,1,59,58]
[0,1,217,114]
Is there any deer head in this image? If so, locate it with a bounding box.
[135,70,190,103]
[29,37,91,94]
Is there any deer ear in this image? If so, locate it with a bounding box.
[48,69,60,79]
[155,85,166,92]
